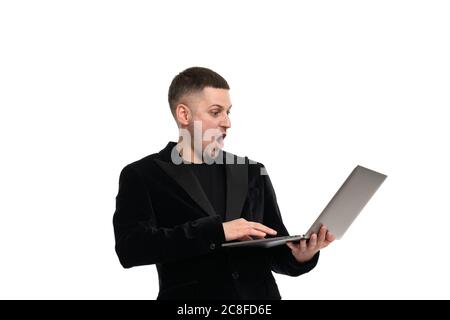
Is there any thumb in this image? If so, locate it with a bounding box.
[286,242,295,250]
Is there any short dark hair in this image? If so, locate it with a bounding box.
[168,67,230,116]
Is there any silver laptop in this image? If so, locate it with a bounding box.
[222,165,387,248]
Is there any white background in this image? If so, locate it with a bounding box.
[1,0,449,299]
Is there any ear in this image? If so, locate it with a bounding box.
[175,103,191,126]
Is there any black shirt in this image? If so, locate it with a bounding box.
[188,162,227,222]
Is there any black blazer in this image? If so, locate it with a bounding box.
[113,141,319,300]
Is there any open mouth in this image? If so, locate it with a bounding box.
[216,133,226,147]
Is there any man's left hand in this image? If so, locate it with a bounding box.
[286,225,335,263]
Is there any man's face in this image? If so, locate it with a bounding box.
[182,87,232,159]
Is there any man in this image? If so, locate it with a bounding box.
[113,67,335,300]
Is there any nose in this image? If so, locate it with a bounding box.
[220,113,231,129]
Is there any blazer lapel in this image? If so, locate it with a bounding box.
[154,142,249,221]
[154,158,217,217]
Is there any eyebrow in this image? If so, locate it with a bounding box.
[208,104,232,110]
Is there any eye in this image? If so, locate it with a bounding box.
[211,111,220,116]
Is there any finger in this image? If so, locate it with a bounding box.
[309,233,317,249]
[239,235,253,241]
[251,222,277,235]
[249,229,266,238]
[286,242,297,250]
[318,226,327,246]
[326,232,335,242]
[300,239,307,252]
[252,222,277,235]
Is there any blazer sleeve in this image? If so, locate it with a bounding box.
[113,165,226,268]
[261,166,320,277]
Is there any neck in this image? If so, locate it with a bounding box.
[176,137,204,164]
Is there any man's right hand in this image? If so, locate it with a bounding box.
[222,218,277,242]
